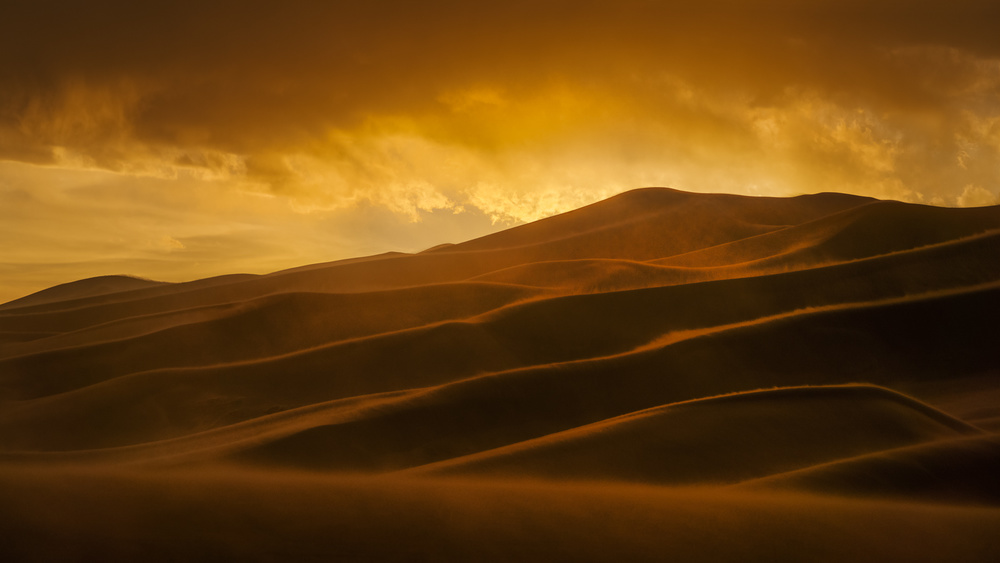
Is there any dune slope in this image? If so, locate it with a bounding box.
[410,385,981,484]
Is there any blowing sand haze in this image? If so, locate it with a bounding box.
[2,188,1000,561]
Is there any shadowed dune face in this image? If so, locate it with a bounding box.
[2,188,1000,561]
[409,385,981,484]
[3,467,1000,563]
[742,433,1000,506]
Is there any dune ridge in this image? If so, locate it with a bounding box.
[742,433,1000,505]
[1,187,999,561]
[406,385,981,483]
[0,275,171,312]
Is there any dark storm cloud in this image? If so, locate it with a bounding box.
[0,2,993,136]
[0,0,998,205]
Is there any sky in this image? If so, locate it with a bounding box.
[2,0,1000,302]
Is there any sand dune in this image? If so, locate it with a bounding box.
[428,188,872,256]
[0,275,170,312]
[2,188,999,561]
[657,199,1000,269]
[4,276,997,455]
[744,433,1000,505]
[0,189,871,323]
[0,282,543,396]
[0,273,258,319]
[3,468,999,563]
[4,225,998,408]
[410,385,980,484]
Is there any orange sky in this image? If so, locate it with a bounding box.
[2,0,999,302]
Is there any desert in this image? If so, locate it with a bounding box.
[2,187,999,561]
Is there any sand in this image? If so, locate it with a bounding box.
[1,187,998,561]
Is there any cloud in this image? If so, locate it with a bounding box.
[957,184,998,206]
[3,2,999,200]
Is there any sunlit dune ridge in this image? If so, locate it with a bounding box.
[2,187,999,562]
